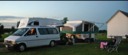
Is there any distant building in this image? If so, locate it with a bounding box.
[107,10,128,39]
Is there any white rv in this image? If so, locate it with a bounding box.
[4,18,62,51]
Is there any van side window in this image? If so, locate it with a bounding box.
[38,28,49,35]
[25,28,37,36]
[53,28,58,34]
[47,28,58,34]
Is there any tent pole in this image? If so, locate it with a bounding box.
[82,22,84,32]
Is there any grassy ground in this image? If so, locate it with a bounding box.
[0,33,128,55]
[0,42,128,55]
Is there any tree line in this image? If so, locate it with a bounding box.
[0,23,16,38]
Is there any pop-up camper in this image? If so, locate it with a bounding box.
[60,21,99,43]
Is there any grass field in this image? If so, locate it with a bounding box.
[0,42,128,55]
[0,33,128,55]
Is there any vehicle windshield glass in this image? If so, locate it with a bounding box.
[12,28,29,36]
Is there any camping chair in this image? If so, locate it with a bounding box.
[106,36,122,53]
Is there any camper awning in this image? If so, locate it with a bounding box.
[60,31,98,34]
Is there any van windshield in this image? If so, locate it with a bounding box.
[12,28,29,36]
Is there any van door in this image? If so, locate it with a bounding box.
[23,28,39,47]
[36,28,49,46]
[37,28,60,46]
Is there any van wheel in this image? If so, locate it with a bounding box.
[16,44,26,52]
[49,41,56,47]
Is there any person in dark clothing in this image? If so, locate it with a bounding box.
[66,34,74,45]
[106,39,116,48]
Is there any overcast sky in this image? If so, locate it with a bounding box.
[0,1,128,29]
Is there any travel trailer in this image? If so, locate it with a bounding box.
[4,18,62,51]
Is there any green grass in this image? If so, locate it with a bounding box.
[96,33,107,40]
[0,41,128,55]
[0,33,128,55]
[0,33,12,42]
[2,33,12,39]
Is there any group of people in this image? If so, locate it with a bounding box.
[61,33,75,45]
[65,34,75,45]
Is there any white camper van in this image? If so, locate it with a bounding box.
[4,18,62,51]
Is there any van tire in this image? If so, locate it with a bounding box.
[16,44,26,52]
[49,41,56,47]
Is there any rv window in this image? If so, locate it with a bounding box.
[28,21,39,26]
[25,28,37,36]
[34,21,39,25]
[38,28,49,35]
[12,28,28,36]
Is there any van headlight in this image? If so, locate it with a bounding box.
[4,40,16,44]
[11,41,16,44]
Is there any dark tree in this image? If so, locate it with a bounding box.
[11,26,15,32]
[63,17,68,24]
[99,30,107,33]
[0,23,4,38]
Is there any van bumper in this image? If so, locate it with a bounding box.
[4,43,18,50]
